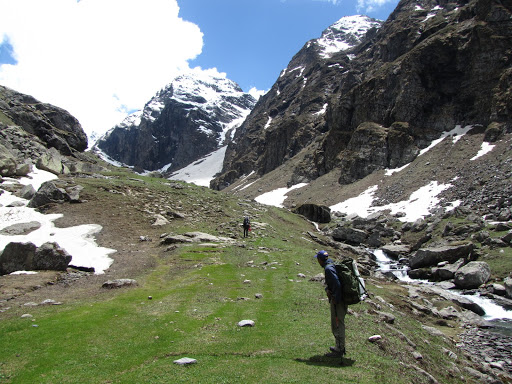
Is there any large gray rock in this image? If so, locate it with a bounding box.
[504,277,512,299]
[18,184,36,200]
[36,147,65,175]
[28,181,68,208]
[0,142,17,177]
[432,259,465,281]
[0,222,41,236]
[332,226,368,245]
[33,242,72,271]
[410,244,475,269]
[0,242,37,275]
[454,261,491,289]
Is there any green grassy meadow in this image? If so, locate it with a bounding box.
[0,175,480,383]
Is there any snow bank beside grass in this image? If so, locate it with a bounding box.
[0,168,115,274]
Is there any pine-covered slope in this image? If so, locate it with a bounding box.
[94,70,256,173]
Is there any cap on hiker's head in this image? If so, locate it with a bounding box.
[315,250,328,259]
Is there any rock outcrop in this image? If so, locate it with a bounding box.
[0,85,88,154]
[212,0,512,189]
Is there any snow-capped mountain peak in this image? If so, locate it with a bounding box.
[95,68,256,175]
[315,15,382,59]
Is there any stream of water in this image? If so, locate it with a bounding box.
[373,250,512,322]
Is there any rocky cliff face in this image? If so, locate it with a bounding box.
[95,71,256,173]
[211,15,382,189]
[212,0,512,190]
[0,85,88,155]
[0,85,106,178]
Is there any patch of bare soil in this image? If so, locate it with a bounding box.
[0,177,172,315]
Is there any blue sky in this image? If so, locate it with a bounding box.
[0,0,399,138]
[179,0,399,92]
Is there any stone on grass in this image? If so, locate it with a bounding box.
[173,357,197,365]
[238,320,255,327]
[368,335,382,342]
[102,279,138,289]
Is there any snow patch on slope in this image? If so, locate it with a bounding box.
[168,146,227,187]
[330,181,456,222]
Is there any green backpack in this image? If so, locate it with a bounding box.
[334,258,367,305]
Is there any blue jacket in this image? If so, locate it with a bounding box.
[324,259,343,304]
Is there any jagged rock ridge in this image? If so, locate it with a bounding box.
[95,70,257,173]
[212,0,512,190]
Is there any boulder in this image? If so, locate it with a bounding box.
[0,142,17,177]
[293,203,331,223]
[410,244,474,269]
[332,226,368,245]
[0,242,37,275]
[450,295,486,316]
[36,147,65,175]
[27,181,68,208]
[0,221,41,236]
[502,231,512,245]
[407,268,432,280]
[19,184,36,200]
[504,277,512,299]
[33,242,72,271]
[380,244,410,258]
[432,259,465,281]
[65,185,83,203]
[16,162,32,177]
[454,261,491,289]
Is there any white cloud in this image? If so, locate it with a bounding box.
[357,0,393,13]
[248,87,267,100]
[0,0,204,138]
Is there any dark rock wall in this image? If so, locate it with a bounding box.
[212,0,512,189]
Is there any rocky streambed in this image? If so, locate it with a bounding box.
[374,249,512,377]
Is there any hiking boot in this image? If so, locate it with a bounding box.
[324,351,342,358]
[329,346,345,355]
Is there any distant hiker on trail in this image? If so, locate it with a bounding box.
[315,250,347,362]
[242,216,251,238]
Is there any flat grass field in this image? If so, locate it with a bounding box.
[0,174,481,383]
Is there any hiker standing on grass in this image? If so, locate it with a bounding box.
[242,216,250,238]
[315,250,347,360]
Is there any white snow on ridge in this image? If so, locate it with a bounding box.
[331,181,455,222]
[316,15,382,59]
[255,183,308,208]
[168,146,227,187]
[0,169,115,274]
